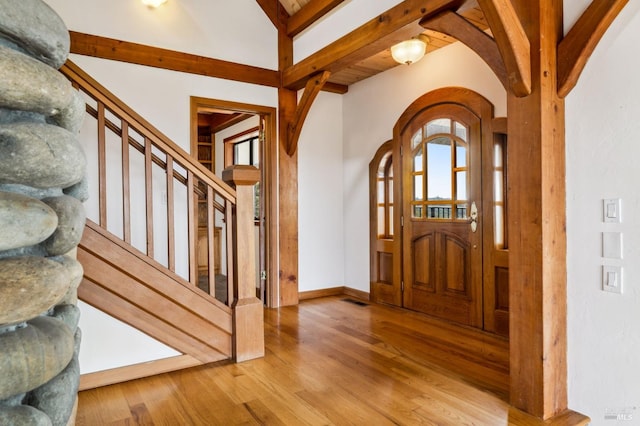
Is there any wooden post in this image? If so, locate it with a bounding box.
[507,1,572,421]
[278,89,299,307]
[277,19,300,307]
[222,165,264,362]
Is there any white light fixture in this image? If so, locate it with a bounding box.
[142,0,168,8]
[391,34,430,65]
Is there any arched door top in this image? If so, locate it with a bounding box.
[394,87,495,139]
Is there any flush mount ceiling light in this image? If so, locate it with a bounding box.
[390,34,430,65]
[142,0,168,8]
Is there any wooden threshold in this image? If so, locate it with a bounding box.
[79,355,203,391]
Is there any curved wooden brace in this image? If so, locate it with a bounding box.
[477,0,531,97]
[285,71,331,156]
[421,11,509,91]
[557,0,628,98]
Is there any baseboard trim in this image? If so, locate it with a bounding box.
[343,287,370,301]
[299,286,370,302]
[298,287,345,300]
[508,407,590,425]
[79,354,202,391]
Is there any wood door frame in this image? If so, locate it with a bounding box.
[189,97,278,308]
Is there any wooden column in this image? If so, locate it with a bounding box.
[277,20,299,307]
[507,1,568,420]
[222,165,264,362]
[277,121,299,307]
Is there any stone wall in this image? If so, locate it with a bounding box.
[0,1,87,425]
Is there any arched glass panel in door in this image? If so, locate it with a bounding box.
[376,151,393,239]
[410,118,470,221]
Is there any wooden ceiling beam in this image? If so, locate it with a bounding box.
[256,0,289,31]
[421,11,509,90]
[209,112,255,134]
[322,81,348,94]
[557,0,628,98]
[282,0,465,90]
[287,0,347,37]
[286,71,331,155]
[476,0,531,97]
[69,32,281,88]
[457,0,480,12]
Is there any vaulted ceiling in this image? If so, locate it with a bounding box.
[276,0,489,87]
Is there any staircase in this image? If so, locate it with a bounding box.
[61,62,262,373]
[78,222,231,364]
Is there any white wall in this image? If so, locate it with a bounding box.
[294,0,403,61]
[565,2,640,424]
[78,302,180,374]
[342,42,506,293]
[45,0,279,151]
[45,0,277,70]
[298,91,345,291]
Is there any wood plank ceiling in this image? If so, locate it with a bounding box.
[278,1,489,87]
[278,0,313,15]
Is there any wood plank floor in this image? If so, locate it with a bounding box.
[76,296,513,425]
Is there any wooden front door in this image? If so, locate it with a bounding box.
[400,104,483,328]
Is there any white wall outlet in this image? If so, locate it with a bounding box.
[603,198,622,223]
[602,265,623,294]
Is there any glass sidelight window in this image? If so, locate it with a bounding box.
[411,118,470,221]
[493,135,507,249]
[376,152,394,238]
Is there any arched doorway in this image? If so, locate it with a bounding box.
[370,87,509,335]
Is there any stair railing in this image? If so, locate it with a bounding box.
[61,61,246,309]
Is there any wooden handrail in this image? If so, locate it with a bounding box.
[62,61,236,202]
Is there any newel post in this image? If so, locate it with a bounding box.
[222,165,264,362]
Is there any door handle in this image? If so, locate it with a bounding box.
[469,201,478,232]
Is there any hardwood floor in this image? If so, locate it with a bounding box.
[76,296,512,425]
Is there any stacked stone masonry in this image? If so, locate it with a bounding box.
[0,1,86,425]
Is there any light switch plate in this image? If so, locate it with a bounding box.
[603,265,623,294]
[602,232,623,259]
[603,198,622,223]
